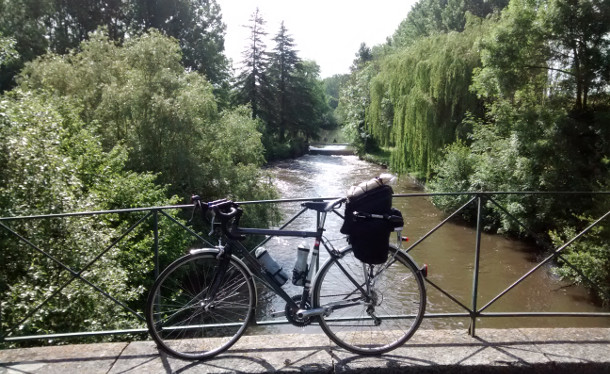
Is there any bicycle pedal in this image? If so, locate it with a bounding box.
[270,310,286,318]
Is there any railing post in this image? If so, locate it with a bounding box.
[153,210,159,280]
[470,195,484,336]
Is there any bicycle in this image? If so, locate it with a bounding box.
[145,192,427,360]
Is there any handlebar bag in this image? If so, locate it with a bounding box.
[340,185,396,264]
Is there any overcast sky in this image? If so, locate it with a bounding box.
[216,0,418,78]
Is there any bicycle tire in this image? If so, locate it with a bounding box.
[313,245,426,355]
[146,250,255,360]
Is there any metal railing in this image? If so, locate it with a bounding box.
[397,192,610,336]
[1,192,609,344]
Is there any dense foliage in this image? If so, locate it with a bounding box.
[0,0,339,340]
[0,0,229,93]
[370,20,485,178]
[0,90,192,339]
[18,30,274,201]
[0,30,278,342]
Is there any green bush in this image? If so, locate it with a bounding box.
[0,91,190,341]
[550,218,610,304]
[19,29,276,205]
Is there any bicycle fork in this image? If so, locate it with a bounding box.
[201,246,232,309]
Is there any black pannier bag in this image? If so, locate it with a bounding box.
[340,184,403,264]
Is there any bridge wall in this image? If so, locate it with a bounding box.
[1,328,609,373]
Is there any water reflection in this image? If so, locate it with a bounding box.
[250,154,609,334]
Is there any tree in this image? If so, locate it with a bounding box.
[336,62,378,154]
[237,20,334,159]
[474,0,610,112]
[323,74,348,110]
[352,43,373,71]
[19,30,273,201]
[0,33,17,66]
[128,0,229,87]
[233,8,270,120]
[0,90,187,339]
[290,60,335,140]
[428,0,610,301]
[0,0,230,91]
[266,22,301,141]
[544,0,610,111]
[0,0,51,90]
[391,0,508,48]
[369,19,486,178]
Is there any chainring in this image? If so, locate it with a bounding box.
[285,294,313,327]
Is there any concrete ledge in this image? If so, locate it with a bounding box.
[1,328,609,373]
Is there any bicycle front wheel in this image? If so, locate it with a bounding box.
[313,246,426,355]
[146,251,255,360]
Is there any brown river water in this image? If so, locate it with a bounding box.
[248,153,610,334]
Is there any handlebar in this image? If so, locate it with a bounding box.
[191,195,245,240]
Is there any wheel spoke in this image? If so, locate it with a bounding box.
[146,252,254,360]
[313,246,425,354]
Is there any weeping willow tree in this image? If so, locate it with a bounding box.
[368,17,488,179]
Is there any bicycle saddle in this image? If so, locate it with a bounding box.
[302,197,345,212]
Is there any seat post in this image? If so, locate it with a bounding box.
[317,211,327,230]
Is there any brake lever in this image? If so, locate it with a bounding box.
[187,195,201,224]
[208,212,216,236]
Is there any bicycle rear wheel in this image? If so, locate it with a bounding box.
[146,250,255,360]
[313,245,425,355]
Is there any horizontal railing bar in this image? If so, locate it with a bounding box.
[424,313,471,318]
[0,205,189,221]
[3,328,149,341]
[478,312,610,318]
[7,310,608,341]
[421,312,610,318]
[236,197,338,205]
[3,191,609,221]
[239,227,319,238]
[393,191,610,198]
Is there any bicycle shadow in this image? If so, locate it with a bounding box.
[328,330,610,374]
[110,340,334,373]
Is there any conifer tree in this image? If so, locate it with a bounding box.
[267,21,300,141]
[234,8,270,120]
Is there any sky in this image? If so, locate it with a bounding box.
[216,0,418,78]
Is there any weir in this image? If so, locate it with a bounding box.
[308,143,355,155]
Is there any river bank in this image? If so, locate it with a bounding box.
[357,147,429,189]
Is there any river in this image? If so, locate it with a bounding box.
[250,153,609,334]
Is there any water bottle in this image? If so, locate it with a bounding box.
[255,247,288,286]
[292,244,310,286]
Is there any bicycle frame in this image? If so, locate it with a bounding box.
[228,206,332,314]
[202,198,402,322]
[205,203,353,317]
